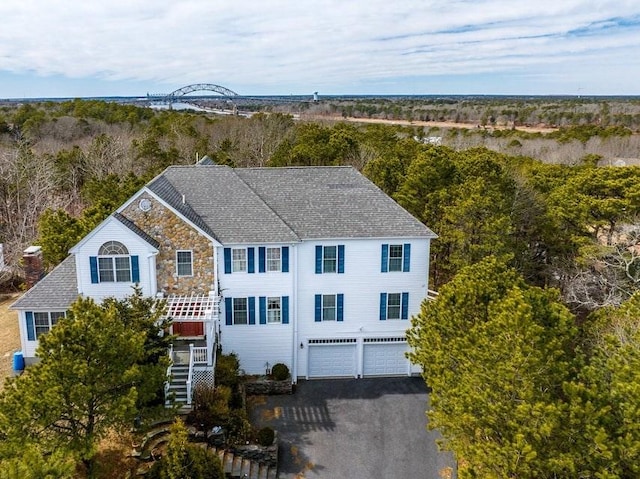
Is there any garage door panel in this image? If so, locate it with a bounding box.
[364,343,409,376]
[309,344,356,378]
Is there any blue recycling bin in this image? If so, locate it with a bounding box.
[12,351,25,371]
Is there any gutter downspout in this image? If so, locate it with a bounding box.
[291,243,299,384]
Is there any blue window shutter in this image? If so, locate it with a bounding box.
[259,296,266,324]
[224,248,232,274]
[225,297,233,325]
[314,294,322,322]
[282,296,289,324]
[381,244,389,273]
[26,311,35,341]
[403,244,411,272]
[338,245,345,274]
[258,247,266,273]
[315,246,322,274]
[401,292,409,320]
[282,246,289,273]
[90,256,99,283]
[131,255,140,282]
[248,248,255,274]
[379,293,387,321]
[248,296,256,324]
[337,294,344,322]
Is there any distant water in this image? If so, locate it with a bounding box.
[3,94,640,104]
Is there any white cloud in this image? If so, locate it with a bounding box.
[0,0,639,95]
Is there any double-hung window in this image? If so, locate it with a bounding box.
[323,246,337,273]
[267,297,281,323]
[176,250,193,276]
[381,243,411,273]
[314,293,344,322]
[232,248,247,272]
[225,296,257,325]
[379,292,409,320]
[233,298,248,325]
[91,241,139,283]
[30,311,65,339]
[315,245,345,274]
[266,248,281,272]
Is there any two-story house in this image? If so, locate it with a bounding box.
[12,159,436,403]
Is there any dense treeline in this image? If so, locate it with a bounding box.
[2,99,640,476]
[305,96,640,130]
[1,100,639,314]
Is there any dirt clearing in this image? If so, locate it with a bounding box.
[0,294,21,391]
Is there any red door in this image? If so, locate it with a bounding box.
[173,322,204,337]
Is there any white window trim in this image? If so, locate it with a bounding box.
[98,255,132,283]
[176,250,194,277]
[322,294,337,321]
[232,248,247,273]
[386,293,402,320]
[322,246,338,274]
[267,296,282,324]
[232,297,248,325]
[33,311,66,339]
[266,247,281,273]
[387,244,404,272]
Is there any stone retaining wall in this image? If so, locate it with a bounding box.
[244,378,293,395]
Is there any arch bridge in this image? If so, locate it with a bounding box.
[147,83,240,111]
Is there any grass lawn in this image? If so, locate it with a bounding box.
[0,293,20,391]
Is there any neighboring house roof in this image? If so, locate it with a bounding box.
[11,255,78,310]
[113,212,161,249]
[149,165,435,243]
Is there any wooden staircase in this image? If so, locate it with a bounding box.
[165,364,189,407]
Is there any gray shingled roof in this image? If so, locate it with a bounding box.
[150,166,300,244]
[148,165,434,242]
[147,174,220,241]
[11,255,78,310]
[237,167,435,239]
[113,212,161,249]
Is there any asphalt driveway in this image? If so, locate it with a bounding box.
[250,377,456,479]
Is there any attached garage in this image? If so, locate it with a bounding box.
[308,339,357,378]
[363,338,410,377]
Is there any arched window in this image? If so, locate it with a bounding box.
[98,241,129,256]
[97,241,131,282]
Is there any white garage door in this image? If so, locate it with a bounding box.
[363,340,409,377]
[308,339,357,378]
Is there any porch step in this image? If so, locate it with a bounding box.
[165,365,190,407]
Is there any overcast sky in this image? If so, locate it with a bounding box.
[1,1,639,98]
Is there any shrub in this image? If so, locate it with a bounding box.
[215,352,241,388]
[226,409,252,445]
[270,363,290,381]
[188,384,231,431]
[256,426,275,447]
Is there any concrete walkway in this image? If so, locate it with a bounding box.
[250,377,456,479]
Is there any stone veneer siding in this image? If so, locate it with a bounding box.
[121,193,215,295]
